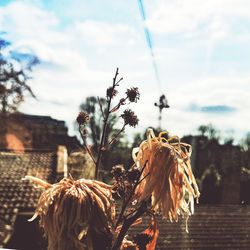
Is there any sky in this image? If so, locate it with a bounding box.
[0,0,249,143]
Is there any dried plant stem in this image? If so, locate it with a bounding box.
[95,67,120,178]
[78,126,97,165]
[112,200,148,250]
[115,161,148,229]
[108,124,126,146]
[97,96,105,120]
[110,96,128,112]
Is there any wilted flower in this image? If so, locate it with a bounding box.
[25,176,115,250]
[133,129,200,231]
[121,109,139,127]
[106,86,118,99]
[76,111,90,125]
[126,87,140,103]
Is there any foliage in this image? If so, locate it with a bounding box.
[0,36,39,113]
[197,123,220,141]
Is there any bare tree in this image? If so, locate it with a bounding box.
[0,37,39,113]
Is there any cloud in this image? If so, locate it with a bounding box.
[146,0,250,37]
[0,1,145,135]
[0,0,249,143]
[188,104,237,114]
[73,20,138,46]
[162,75,250,141]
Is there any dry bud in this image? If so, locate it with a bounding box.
[121,109,139,127]
[106,87,118,99]
[126,87,140,103]
[127,167,141,183]
[76,111,90,125]
[111,165,125,179]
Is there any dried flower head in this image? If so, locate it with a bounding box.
[127,167,141,183]
[126,87,140,103]
[25,176,115,250]
[111,165,125,179]
[133,129,200,231]
[76,111,90,125]
[121,109,139,127]
[154,94,170,110]
[106,86,118,99]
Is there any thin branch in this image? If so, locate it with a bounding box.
[112,200,148,250]
[108,124,126,146]
[138,171,150,185]
[115,77,123,86]
[95,68,119,178]
[114,160,148,229]
[97,96,105,120]
[78,126,96,165]
[110,96,128,113]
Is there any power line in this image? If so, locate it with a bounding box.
[137,0,162,93]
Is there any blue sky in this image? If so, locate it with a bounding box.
[0,0,249,142]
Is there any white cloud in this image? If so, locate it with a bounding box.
[73,20,138,46]
[145,0,250,48]
[0,0,249,142]
[161,75,250,141]
[0,1,145,135]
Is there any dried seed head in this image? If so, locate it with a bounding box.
[121,109,139,128]
[76,111,89,125]
[111,165,125,179]
[127,167,141,183]
[106,87,118,99]
[126,87,140,103]
[119,98,126,105]
[154,94,170,110]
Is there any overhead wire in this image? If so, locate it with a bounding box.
[137,0,163,93]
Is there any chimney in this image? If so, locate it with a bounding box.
[57,145,68,178]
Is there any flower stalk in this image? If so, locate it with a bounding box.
[77,68,139,179]
[95,67,121,178]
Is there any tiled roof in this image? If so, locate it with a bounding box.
[0,215,16,248]
[0,150,56,247]
[129,205,250,249]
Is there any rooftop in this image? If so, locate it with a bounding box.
[0,150,57,247]
[130,205,250,249]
